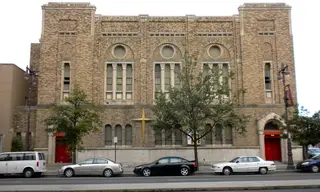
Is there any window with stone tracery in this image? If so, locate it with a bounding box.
[202,62,230,97]
[105,63,133,103]
[154,63,181,99]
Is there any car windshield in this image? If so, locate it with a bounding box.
[310,148,320,153]
[229,157,239,163]
[311,155,320,160]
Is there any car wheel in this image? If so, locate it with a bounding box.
[103,168,113,177]
[311,165,319,173]
[64,168,74,178]
[259,167,268,175]
[223,167,232,175]
[23,168,34,178]
[180,167,189,176]
[142,168,151,177]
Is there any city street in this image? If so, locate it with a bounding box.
[0,172,318,185]
[192,190,320,192]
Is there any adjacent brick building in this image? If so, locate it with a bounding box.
[12,2,301,164]
[0,64,29,152]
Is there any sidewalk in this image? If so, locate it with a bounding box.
[1,179,319,191]
[44,163,296,176]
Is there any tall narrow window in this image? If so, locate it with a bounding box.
[222,63,229,94]
[265,63,271,90]
[215,125,223,145]
[115,125,122,145]
[205,124,212,145]
[155,130,162,145]
[174,64,181,88]
[106,64,113,100]
[203,63,210,77]
[164,130,172,145]
[116,65,123,100]
[63,63,70,99]
[105,125,112,146]
[125,124,132,145]
[164,64,171,91]
[126,64,132,100]
[174,128,182,145]
[225,126,233,144]
[154,64,161,98]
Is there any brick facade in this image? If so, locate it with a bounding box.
[12,2,300,163]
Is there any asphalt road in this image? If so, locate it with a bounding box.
[192,190,320,192]
[0,172,318,185]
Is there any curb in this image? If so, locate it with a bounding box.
[16,185,320,192]
[43,170,296,177]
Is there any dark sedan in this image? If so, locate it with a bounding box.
[296,154,320,173]
[133,156,198,176]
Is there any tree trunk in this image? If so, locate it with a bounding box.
[302,145,308,160]
[72,142,77,164]
[193,129,199,170]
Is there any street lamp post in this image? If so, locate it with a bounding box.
[24,66,39,151]
[278,63,294,170]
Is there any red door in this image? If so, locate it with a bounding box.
[55,137,72,163]
[265,137,281,161]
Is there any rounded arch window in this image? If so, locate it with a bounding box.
[160,44,175,59]
[112,44,127,59]
[208,45,222,59]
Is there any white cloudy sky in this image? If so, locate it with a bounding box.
[0,0,318,113]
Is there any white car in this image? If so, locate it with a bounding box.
[211,156,276,175]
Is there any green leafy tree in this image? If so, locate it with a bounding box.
[151,51,250,165]
[286,106,320,159]
[11,136,23,152]
[45,85,102,163]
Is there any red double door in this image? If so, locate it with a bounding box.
[265,136,281,161]
[55,137,72,163]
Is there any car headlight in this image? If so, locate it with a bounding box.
[301,162,310,165]
[135,166,142,169]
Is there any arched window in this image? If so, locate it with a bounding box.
[125,124,132,145]
[225,125,233,144]
[205,124,212,145]
[215,124,223,145]
[164,130,172,145]
[154,130,162,146]
[174,125,182,145]
[105,124,112,145]
[115,124,122,145]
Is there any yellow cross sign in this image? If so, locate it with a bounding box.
[133,108,151,143]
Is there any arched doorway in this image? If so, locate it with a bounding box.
[55,133,72,163]
[264,121,282,161]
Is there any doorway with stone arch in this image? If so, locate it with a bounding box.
[264,121,282,161]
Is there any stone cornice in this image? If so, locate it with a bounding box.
[14,103,285,110]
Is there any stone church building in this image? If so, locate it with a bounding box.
[13,2,301,164]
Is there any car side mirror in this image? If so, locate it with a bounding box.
[155,161,159,164]
[236,161,239,163]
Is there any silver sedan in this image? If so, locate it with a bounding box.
[58,158,123,177]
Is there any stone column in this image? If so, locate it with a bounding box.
[122,63,127,100]
[47,133,55,164]
[170,63,175,87]
[112,63,117,100]
[160,63,165,91]
[258,130,265,159]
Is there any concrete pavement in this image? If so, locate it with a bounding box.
[0,179,319,191]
